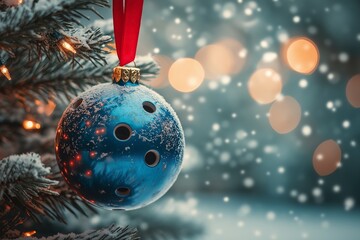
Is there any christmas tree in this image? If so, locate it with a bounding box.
[0,0,203,239]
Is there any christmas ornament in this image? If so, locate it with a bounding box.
[55,79,184,210]
[55,0,185,210]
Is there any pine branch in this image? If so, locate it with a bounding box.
[0,54,159,108]
[0,0,110,52]
[0,203,25,238]
[32,27,112,66]
[13,225,139,240]
[0,153,58,206]
[65,198,205,240]
[67,27,111,65]
[0,153,103,238]
[0,153,58,235]
[92,19,113,36]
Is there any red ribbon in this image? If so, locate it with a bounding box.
[113,0,144,66]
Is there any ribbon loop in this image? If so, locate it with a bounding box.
[113,0,144,66]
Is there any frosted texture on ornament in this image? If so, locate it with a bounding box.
[55,83,184,210]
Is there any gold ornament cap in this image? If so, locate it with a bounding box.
[112,66,140,83]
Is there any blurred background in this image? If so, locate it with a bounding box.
[3,0,360,239]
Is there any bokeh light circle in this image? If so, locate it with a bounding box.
[268,96,302,134]
[195,44,234,80]
[312,139,342,176]
[248,68,283,104]
[169,58,205,93]
[218,38,246,74]
[284,37,319,74]
[146,55,173,89]
[346,74,360,108]
[182,145,203,171]
[257,52,282,72]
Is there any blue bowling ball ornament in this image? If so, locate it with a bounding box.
[55,67,185,210]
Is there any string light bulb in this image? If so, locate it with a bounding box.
[0,64,11,80]
[51,31,77,54]
[59,39,77,54]
[23,230,36,237]
[2,0,23,7]
[23,120,41,130]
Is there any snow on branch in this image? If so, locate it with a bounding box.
[33,27,112,66]
[0,0,110,50]
[0,54,159,108]
[0,153,58,235]
[0,0,111,65]
[0,153,58,201]
[16,225,139,240]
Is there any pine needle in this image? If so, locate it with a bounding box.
[14,225,139,240]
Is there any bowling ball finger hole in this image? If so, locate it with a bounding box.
[72,98,83,109]
[143,101,156,113]
[115,187,131,196]
[114,124,132,141]
[144,150,160,167]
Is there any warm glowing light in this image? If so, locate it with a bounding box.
[346,74,360,108]
[268,96,302,134]
[60,39,77,54]
[145,55,173,88]
[3,0,23,6]
[23,120,41,130]
[85,170,92,177]
[195,39,246,80]
[218,38,246,74]
[63,134,69,140]
[85,120,92,127]
[248,68,283,104]
[313,139,342,176]
[90,151,97,158]
[257,52,282,72]
[0,65,11,80]
[23,230,36,237]
[104,42,117,55]
[95,127,106,135]
[195,44,234,80]
[35,100,56,116]
[169,58,205,93]
[283,37,319,74]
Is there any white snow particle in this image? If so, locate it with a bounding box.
[293,16,301,23]
[344,197,355,211]
[243,177,255,188]
[342,120,350,129]
[298,193,308,203]
[266,211,276,221]
[302,125,312,137]
[299,79,308,88]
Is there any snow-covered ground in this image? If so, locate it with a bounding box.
[167,193,360,240]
